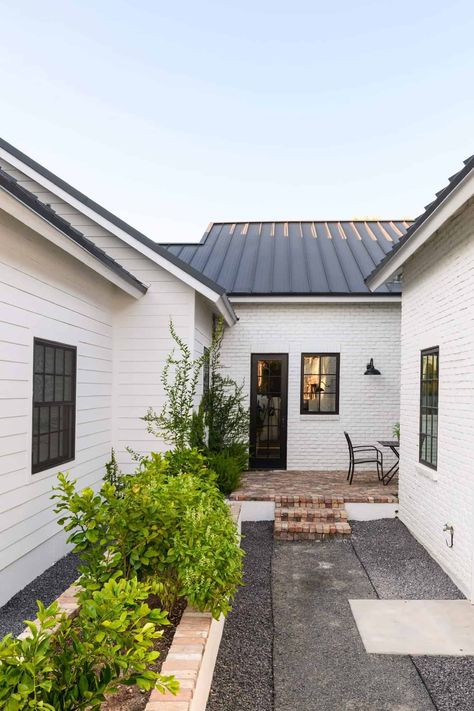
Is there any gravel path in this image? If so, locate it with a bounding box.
[207,521,274,711]
[0,552,80,638]
[351,519,474,711]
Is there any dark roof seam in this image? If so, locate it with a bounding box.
[229,227,250,293]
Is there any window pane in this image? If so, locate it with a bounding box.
[321,356,336,375]
[34,345,44,373]
[64,350,73,375]
[44,375,54,402]
[322,374,337,394]
[34,374,44,402]
[49,432,59,460]
[55,349,64,375]
[64,376,72,401]
[54,376,64,402]
[45,347,55,373]
[304,356,320,375]
[320,394,336,412]
[420,349,439,468]
[39,407,49,434]
[50,406,59,432]
[38,434,49,463]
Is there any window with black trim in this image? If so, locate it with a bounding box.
[420,347,439,469]
[32,339,76,474]
[301,353,340,414]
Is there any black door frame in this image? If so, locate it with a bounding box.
[249,353,288,470]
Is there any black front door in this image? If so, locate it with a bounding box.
[250,354,288,469]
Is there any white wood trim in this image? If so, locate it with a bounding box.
[0,147,235,323]
[229,295,401,304]
[367,170,474,291]
[0,190,145,299]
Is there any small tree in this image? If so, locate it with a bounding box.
[142,321,205,449]
[205,319,249,453]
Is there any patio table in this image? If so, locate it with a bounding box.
[378,440,399,485]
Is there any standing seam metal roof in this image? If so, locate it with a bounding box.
[162,220,411,295]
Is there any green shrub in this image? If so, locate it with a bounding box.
[163,447,215,483]
[103,447,125,494]
[53,459,243,617]
[0,577,177,711]
[141,321,206,449]
[223,442,249,472]
[204,320,249,453]
[207,451,242,496]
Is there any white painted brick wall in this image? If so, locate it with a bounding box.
[220,302,401,470]
[399,197,474,597]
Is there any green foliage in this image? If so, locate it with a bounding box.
[103,448,125,494]
[0,578,177,711]
[141,321,205,449]
[163,447,215,483]
[53,460,243,617]
[207,450,242,496]
[204,319,249,454]
[392,422,400,440]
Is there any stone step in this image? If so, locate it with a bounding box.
[274,518,352,541]
[274,495,345,509]
[275,507,348,522]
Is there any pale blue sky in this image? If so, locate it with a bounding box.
[1,0,473,242]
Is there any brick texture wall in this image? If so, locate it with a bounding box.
[220,302,401,470]
[399,198,474,597]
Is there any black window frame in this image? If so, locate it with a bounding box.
[32,338,77,474]
[419,346,439,470]
[300,353,340,415]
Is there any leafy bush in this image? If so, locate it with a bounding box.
[0,577,177,711]
[103,447,125,494]
[207,451,242,496]
[163,447,215,483]
[53,459,243,617]
[393,422,400,440]
[204,319,249,454]
[142,321,206,449]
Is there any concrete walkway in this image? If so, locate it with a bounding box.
[272,538,435,711]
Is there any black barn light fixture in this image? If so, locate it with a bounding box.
[364,358,381,375]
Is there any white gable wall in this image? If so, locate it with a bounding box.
[220,302,401,470]
[398,198,474,597]
[0,209,119,605]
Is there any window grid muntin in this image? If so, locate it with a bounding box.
[32,339,76,474]
[300,353,340,415]
[419,347,439,470]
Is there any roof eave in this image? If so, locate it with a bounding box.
[367,162,474,291]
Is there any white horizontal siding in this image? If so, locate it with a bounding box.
[0,208,121,605]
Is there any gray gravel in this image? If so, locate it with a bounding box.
[352,519,474,711]
[207,522,274,711]
[0,552,80,638]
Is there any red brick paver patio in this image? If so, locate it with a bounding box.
[230,469,398,503]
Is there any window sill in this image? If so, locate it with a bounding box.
[415,462,438,481]
[299,415,340,422]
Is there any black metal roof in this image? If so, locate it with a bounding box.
[0,168,148,294]
[162,220,411,296]
[0,137,226,297]
[367,154,474,286]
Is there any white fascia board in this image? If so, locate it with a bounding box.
[216,294,238,325]
[229,295,401,304]
[0,147,227,308]
[368,170,474,291]
[0,190,145,299]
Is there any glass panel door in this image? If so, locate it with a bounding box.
[250,354,288,469]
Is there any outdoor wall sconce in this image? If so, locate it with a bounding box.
[364,358,381,375]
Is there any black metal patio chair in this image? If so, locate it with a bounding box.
[344,431,383,485]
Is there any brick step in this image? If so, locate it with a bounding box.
[274,495,345,509]
[275,507,348,522]
[274,519,352,541]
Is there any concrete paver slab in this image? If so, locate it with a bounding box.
[350,599,474,656]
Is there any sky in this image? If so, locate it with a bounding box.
[1,0,473,243]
